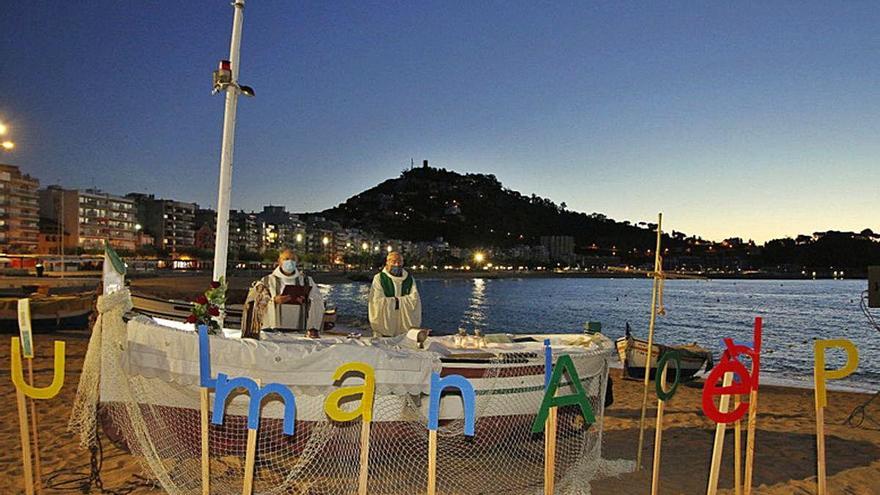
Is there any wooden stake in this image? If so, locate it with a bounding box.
[26,360,43,495]
[734,394,742,495]
[16,386,35,495]
[544,407,558,495]
[706,372,733,495]
[650,364,668,495]
[743,388,759,495]
[200,387,210,495]
[816,404,826,495]
[427,429,438,495]
[636,212,663,468]
[358,420,371,495]
[242,379,260,495]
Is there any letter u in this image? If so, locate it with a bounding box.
[11,337,66,399]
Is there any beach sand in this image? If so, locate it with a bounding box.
[1,328,878,495]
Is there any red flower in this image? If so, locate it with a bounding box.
[208,305,220,316]
[185,314,198,324]
[210,281,221,289]
[195,294,208,305]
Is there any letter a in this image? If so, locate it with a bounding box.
[324,362,376,423]
[531,354,595,433]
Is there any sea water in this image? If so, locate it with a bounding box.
[322,278,879,391]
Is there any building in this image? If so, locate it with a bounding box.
[229,210,260,256]
[127,193,196,252]
[39,186,137,252]
[540,235,575,264]
[0,164,40,253]
[257,206,305,252]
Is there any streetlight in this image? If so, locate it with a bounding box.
[473,252,485,263]
[1,141,14,151]
[295,232,303,243]
[361,242,369,251]
[322,236,330,246]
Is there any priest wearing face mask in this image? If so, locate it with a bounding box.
[252,249,325,332]
[368,251,422,337]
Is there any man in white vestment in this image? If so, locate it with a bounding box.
[252,249,324,331]
[368,251,422,337]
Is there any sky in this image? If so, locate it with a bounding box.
[1,1,878,243]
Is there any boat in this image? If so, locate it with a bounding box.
[78,265,618,495]
[615,323,714,380]
[0,291,94,332]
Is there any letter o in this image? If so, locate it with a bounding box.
[655,350,681,402]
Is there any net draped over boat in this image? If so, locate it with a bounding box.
[70,289,631,495]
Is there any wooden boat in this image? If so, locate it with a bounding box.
[615,323,713,381]
[0,292,94,332]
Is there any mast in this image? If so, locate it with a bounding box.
[212,0,246,284]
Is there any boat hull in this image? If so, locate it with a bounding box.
[615,335,712,381]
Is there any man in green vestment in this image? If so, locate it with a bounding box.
[368,251,422,337]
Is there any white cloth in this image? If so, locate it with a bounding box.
[368,268,422,337]
[258,267,325,331]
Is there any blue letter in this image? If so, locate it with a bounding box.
[212,373,297,435]
[428,373,476,436]
[198,325,215,388]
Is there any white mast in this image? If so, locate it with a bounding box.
[212,0,246,283]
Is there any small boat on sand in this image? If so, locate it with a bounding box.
[615,323,714,380]
[0,291,94,332]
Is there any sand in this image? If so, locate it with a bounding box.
[1,330,878,495]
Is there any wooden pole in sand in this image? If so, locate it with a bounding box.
[358,420,371,495]
[427,429,438,495]
[706,372,734,495]
[15,382,35,495]
[742,387,759,495]
[16,298,37,495]
[26,360,43,495]
[242,379,260,495]
[815,405,827,495]
[650,363,669,495]
[743,317,762,495]
[636,212,663,468]
[200,387,210,495]
[734,394,742,495]
[544,407,558,495]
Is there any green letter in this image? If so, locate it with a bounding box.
[531,354,595,433]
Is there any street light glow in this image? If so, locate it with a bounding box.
[1,141,14,150]
[361,242,369,251]
[473,252,485,263]
[322,236,330,246]
[295,233,303,243]
[0,123,6,135]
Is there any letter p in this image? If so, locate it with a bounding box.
[814,339,858,409]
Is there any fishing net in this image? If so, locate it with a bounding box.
[70,289,632,495]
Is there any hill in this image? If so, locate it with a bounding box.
[318,166,677,253]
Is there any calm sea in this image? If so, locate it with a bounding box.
[321,278,879,391]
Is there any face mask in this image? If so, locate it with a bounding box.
[282,260,296,273]
[390,266,403,277]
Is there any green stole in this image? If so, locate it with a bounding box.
[379,271,413,297]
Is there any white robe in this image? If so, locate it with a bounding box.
[368,268,422,337]
[258,267,325,331]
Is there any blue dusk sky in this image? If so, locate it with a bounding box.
[1,1,878,243]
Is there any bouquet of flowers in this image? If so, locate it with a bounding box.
[186,277,227,334]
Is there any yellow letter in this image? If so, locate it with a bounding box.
[814,339,858,409]
[11,337,66,399]
[324,362,375,423]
